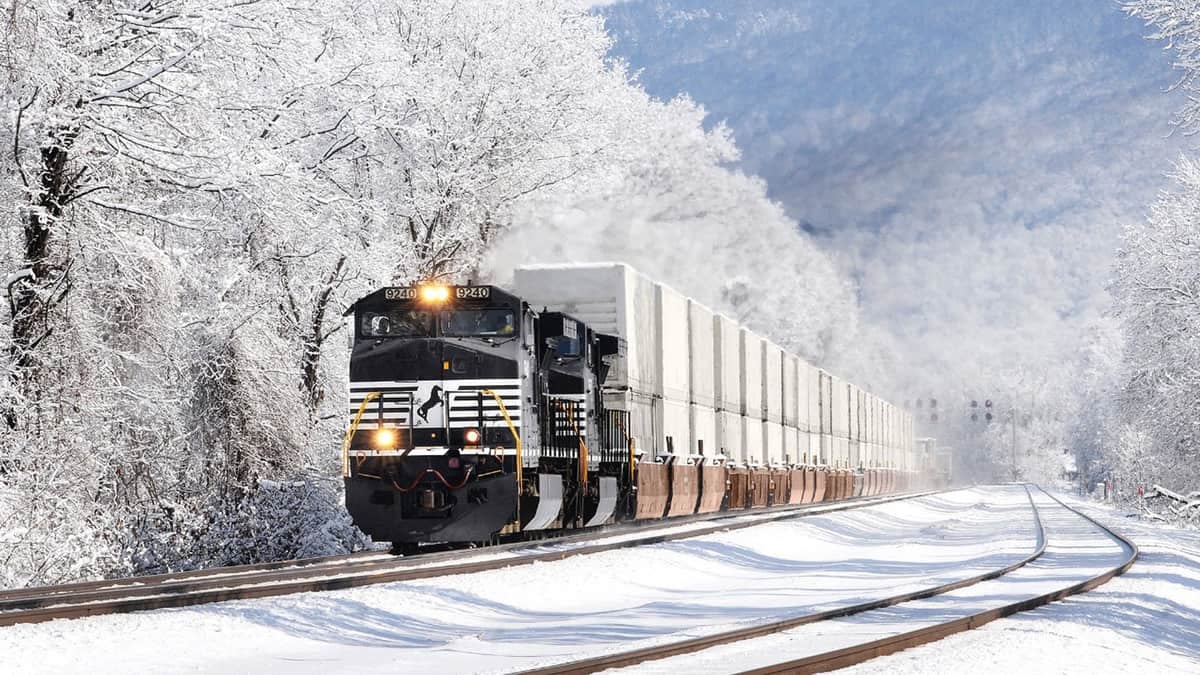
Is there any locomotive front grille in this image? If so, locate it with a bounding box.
[348,379,523,452]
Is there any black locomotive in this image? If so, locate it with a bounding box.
[342,283,628,552]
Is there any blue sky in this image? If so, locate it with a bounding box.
[599,0,1185,394]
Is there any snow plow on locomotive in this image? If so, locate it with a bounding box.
[341,263,927,550]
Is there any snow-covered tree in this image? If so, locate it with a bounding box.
[0,0,372,585]
[1112,159,1200,491]
[1128,0,1200,131]
[0,0,867,587]
[489,92,859,368]
[1090,1,1200,497]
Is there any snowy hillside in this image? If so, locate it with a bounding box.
[600,0,1194,483]
[600,0,1182,390]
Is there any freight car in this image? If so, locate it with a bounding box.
[341,263,925,551]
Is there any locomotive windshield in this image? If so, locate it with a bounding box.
[441,309,518,337]
[360,310,433,337]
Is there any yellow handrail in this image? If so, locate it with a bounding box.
[341,391,381,477]
[555,399,590,485]
[482,389,522,489]
[615,414,635,484]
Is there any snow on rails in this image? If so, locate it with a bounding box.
[569,486,1137,675]
[0,487,1147,674]
[0,490,930,627]
[0,486,1094,674]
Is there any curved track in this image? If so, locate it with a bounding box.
[0,490,935,627]
[536,486,1135,675]
[522,485,1045,675]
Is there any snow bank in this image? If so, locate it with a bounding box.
[0,488,1034,674]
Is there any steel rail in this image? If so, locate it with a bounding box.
[735,486,1139,674]
[0,490,936,609]
[0,550,389,605]
[0,489,941,627]
[522,484,1047,675]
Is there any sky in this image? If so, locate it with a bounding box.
[598,0,1186,407]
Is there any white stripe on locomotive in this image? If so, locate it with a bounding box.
[349,378,523,430]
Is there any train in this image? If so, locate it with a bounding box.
[340,263,929,552]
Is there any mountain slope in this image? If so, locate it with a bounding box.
[601,0,1184,401]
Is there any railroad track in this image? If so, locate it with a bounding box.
[0,490,938,627]
[527,485,1136,675]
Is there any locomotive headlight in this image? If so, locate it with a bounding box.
[463,428,481,445]
[419,285,450,303]
[375,428,397,449]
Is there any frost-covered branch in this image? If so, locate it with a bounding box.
[0,0,865,588]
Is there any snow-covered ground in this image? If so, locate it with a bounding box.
[616,486,1132,673]
[837,491,1200,674]
[0,487,1035,674]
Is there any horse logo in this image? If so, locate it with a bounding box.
[417,385,443,422]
